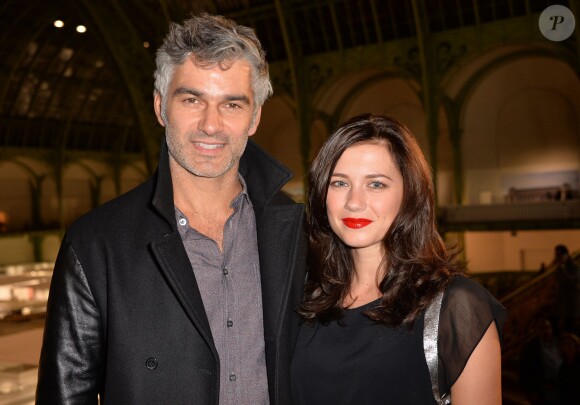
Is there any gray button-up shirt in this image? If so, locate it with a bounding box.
[176,176,269,405]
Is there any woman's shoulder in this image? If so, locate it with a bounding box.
[444,275,503,311]
[437,275,507,389]
[439,274,507,350]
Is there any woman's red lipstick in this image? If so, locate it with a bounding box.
[342,218,372,229]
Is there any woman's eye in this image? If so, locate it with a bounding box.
[369,181,386,189]
[330,180,348,188]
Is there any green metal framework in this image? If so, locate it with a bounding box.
[0,0,578,232]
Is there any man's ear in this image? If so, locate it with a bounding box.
[153,92,165,127]
[248,107,262,136]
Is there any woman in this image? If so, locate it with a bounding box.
[291,114,506,404]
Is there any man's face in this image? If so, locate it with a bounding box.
[154,58,261,179]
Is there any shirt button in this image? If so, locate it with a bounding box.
[222,268,228,275]
[229,373,237,381]
[145,357,158,370]
[178,218,187,226]
[227,320,233,328]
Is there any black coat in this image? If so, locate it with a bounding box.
[36,141,307,404]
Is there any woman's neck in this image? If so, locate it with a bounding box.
[344,247,385,308]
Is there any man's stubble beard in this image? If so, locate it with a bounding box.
[164,120,249,179]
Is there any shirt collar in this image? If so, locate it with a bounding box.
[175,172,252,239]
[233,172,252,208]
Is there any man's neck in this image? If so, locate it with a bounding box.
[170,160,242,217]
[170,160,243,251]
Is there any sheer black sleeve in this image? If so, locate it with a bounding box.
[437,275,507,392]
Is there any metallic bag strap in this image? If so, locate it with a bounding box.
[423,289,451,405]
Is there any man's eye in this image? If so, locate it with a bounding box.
[225,103,242,109]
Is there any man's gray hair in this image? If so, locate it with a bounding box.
[154,13,273,108]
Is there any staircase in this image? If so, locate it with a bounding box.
[485,252,580,405]
[499,269,558,404]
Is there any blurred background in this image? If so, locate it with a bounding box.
[0,0,579,403]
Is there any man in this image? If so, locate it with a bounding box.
[36,14,306,405]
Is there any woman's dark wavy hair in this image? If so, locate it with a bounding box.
[299,113,464,327]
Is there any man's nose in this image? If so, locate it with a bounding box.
[198,105,223,135]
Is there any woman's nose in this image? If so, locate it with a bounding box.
[344,187,366,212]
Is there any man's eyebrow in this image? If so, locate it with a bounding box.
[172,87,251,105]
[173,87,203,97]
[224,95,251,105]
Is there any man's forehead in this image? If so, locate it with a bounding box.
[168,59,255,103]
[173,58,251,82]
[181,56,252,73]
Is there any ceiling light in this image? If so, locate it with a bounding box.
[76,25,87,33]
[54,20,64,28]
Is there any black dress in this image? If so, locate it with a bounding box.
[290,276,507,405]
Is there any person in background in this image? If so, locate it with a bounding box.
[518,313,562,405]
[36,13,306,404]
[558,332,580,404]
[291,114,506,405]
[552,244,580,335]
[554,183,573,201]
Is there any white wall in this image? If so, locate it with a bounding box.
[464,229,580,272]
[462,56,580,204]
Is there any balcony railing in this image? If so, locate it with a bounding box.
[438,201,580,232]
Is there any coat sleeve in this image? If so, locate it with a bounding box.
[36,236,103,404]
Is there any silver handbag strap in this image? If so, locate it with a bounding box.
[423,289,451,405]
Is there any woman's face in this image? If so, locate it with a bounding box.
[325,141,404,256]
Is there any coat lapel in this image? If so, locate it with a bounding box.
[149,141,216,356]
[257,204,305,340]
[239,141,305,342]
[151,232,216,354]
